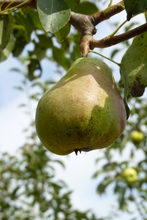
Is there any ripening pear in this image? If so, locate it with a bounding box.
[35,57,126,155]
[130,131,144,144]
[122,168,138,183]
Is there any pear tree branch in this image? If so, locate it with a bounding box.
[69,1,125,56]
[0,0,36,9]
[1,0,147,57]
[91,22,147,49]
[69,1,147,56]
[92,0,125,25]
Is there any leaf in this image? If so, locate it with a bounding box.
[11,186,20,198]
[64,0,80,10]
[37,0,71,33]
[27,9,44,30]
[0,14,10,51]
[52,46,71,70]
[145,11,147,22]
[73,2,99,15]
[12,35,27,57]
[97,177,113,194]
[38,34,53,48]
[55,23,71,42]
[118,187,126,209]
[110,49,119,59]
[52,159,65,169]
[119,64,130,119]
[124,0,147,21]
[27,58,42,81]
[121,32,147,97]
[29,43,47,61]
[13,10,34,42]
[0,34,15,62]
[13,86,23,91]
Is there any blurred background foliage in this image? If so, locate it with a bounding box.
[0,0,147,219]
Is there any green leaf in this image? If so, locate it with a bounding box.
[11,186,20,199]
[118,187,126,209]
[55,23,70,42]
[37,0,71,33]
[119,64,130,119]
[27,58,42,81]
[145,11,147,22]
[73,2,99,15]
[52,46,71,70]
[64,0,80,10]
[29,43,47,61]
[38,34,53,48]
[12,10,34,42]
[0,15,10,51]
[124,0,147,20]
[121,32,147,97]
[27,9,44,30]
[0,34,15,62]
[97,177,113,195]
[52,159,65,169]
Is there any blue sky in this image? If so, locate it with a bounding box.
[0,4,146,219]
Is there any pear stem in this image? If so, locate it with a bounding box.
[89,50,120,67]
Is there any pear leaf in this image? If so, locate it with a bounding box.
[121,32,147,97]
[0,15,10,51]
[37,0,70,33]
[27,58,42,81]
[64,0,80,10]
[0,34,15,62]
[55,23,71,42]
[124,0,147,20]
[73,2,99,15]
[119,64,130,119]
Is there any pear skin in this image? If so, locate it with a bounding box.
[35,58,126,155]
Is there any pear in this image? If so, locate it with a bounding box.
[130,131,144,144]
[122,168,138,183]
[35,57,126,155]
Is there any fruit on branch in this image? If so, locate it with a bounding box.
[130,131,144,145]
[35,57,126,156]
[122,168,138,183]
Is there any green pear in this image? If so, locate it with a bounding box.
[130,131,144,144]
[122,167,138,183]
[35,57,126,155]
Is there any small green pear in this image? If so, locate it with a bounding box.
[130,131,144,144]
[122,167,138,183]
[35,57,126,155]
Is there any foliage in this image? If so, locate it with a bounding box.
[0,136,99,219]
[0,0,147,219]
[92,97,147,219]
[0,72,99,220]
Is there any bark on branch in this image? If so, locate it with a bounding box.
[1,0,147,58]
[0,0,37,9]
[69,1,126,56]
[91,22,147,49]
[92,0,125,25]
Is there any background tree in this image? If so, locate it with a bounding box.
[0,0,147,219]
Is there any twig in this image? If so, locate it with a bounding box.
[92,0,125,26]
[91,22,147,49]
[0,0,37,9]
[132,194,147,220]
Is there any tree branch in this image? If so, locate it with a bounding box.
[92,0,125,26]
[69,12,96,36]
[0,0,37,9]
[91,23,147,49]
[1,0,147,58]
[69,1,125,56]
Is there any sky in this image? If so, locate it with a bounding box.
[0,2,146,219]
